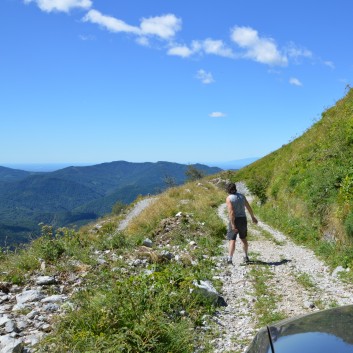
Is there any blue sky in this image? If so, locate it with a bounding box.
[1,0,352,167]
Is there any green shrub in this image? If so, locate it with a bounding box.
[344,212,353,238]
[247,176,269,204]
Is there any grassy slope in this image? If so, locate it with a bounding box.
[232,87,353,271]
[0,177,227,352]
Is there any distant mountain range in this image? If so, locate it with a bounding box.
[0,161,221,246]
[2,157,258,172]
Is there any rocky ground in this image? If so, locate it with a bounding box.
[210,183,353,353]
[0,198,158,353]
[1,186,353,353]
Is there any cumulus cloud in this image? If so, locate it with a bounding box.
[140,14,181,40]
[230,26,287,66]
[167,39,233,58]
[209,112,226,118]
[83,10,141,35]
[285,43,312,59]
[24,0,92,12]
[196,69,214,84]
[324,60,335,69]
[23,2,314,72]
[201,39,234,58]
[167,45,194,58]
[289,77,302,86]
[83,10,181,41]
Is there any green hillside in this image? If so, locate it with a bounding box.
[0,161,221,246]
[231,87,353,268]
[0,166,31,182]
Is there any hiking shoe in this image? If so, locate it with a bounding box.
[226,257,233,265]
[243,256,250,263]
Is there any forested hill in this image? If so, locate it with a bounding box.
[0,166,31,182]
[0,161,221,246]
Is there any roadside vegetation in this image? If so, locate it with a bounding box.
[0,179,227,352]
[231,87,353,279]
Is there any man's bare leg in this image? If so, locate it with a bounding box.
[228,239,235,258]
[227,239,236,263]
[240,238,249,261]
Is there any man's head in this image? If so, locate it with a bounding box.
[226,182,237,194]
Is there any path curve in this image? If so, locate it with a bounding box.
[117,197,157,231]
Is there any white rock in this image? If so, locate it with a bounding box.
[41,295,66,303]
[16,290,43,305]
[35,276,56,285]
[0,335,23,353]
[0,314,11,326]
[26,310,39,320]
[332,266,345,278]
[143,238,153,247]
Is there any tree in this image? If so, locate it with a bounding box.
[185,165,205,182]
[163,174,177,188]
[112,201,126,215]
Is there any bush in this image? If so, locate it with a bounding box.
[344,212,353,238]
[247,176,269,204]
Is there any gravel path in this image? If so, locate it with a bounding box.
[113,188,353,353]
[211,184,353,353]
[117,197,157,231]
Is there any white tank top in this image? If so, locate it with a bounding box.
[228,193,246,217]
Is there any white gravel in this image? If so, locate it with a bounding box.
[212,184,353,353]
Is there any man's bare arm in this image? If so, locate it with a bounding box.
[244,197,258,224]
[226,197,237,231]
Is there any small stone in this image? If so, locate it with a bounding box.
[0,335,24,353]
[332,266,345,278]
[26,310,39,320]
[5,320,19,333]
[35,276,56,286]
[143,238,153,247]
[43,303,60,312]
[16,290,43,305]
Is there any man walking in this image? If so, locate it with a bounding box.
[226,182,258,264]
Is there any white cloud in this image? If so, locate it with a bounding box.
[196,69,214,84]
[202,39,234,58]
[209,112,226,118]
[289,77,302,86]
[83,10,141,35]
[324,60,335,69]
[83,10,181,41]
[24,0,91,12]
[167,45,194,58]
[140,14,181,40]
[136,37,150,47]
[230,26,287,66]
[168,39,233,59]
[286,43,312,59]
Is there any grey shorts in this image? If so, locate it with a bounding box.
[227,217,247,240]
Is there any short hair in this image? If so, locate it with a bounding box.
[226,182,237,194]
